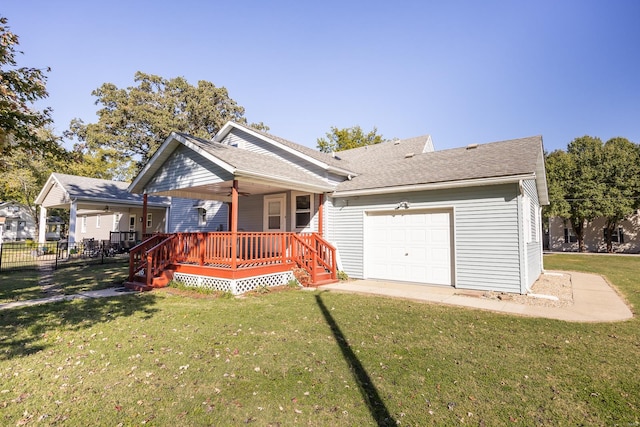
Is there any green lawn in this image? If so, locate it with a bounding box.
[0,260,129,304]
[0,254,638,425]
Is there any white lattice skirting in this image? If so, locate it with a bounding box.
[172,271,297,295]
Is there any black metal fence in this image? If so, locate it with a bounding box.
[0,239,131,272]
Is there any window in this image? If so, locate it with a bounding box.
[564,227,577,243]
[603,227,624,244]
[81,215,87,233]
[112,213,121,231]
[198,208,207,226]
[5,221,11,231]
[523,195,532,243]
[292,193,314,230]
[146,213,153,228]
[96,214,101,228]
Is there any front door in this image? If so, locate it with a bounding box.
[263,194,286,232]
[129,215,136,241]
[263,194,286,255]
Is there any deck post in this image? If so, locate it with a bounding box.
[142,194,148,236]
[231,180,238,269]
[318,193,324,237]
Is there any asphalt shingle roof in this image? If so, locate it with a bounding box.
[335,135,543,192]
[53,173,169,205]
[176,133,333,190]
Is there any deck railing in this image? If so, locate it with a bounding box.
[128,232,336,286]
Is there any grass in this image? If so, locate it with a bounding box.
[0,254,638,425]
[0,260,129,303]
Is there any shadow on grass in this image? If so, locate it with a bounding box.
[315,293,396,426]
[0,293,159,361]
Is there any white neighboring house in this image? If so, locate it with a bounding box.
[35,173,171,246]
[0,201,36,242]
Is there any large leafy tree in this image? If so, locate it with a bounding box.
[545,136,605,252]
[316,125,385,153]
[599,137,640,252]
[0,16,64,165]
[65,72,267,179]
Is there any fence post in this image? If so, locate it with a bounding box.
[55,241,59,270]
[0,241,3,272]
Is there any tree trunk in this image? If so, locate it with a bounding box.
[572,219,587,252]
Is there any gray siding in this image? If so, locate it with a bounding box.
[328,183,526,293]
[523,179,543,288]
[146,145,234,193]
[168,197,227,232]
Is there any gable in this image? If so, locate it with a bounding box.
[146,145,235,194]
[219,127,329,178]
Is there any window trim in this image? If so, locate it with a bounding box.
[146,212,153,228]
[197,208,207,227]
[96,214,101,229]
[81,215,88,233]
[290,192,314,232]
[564,227,577,243]
[263,193,287,232]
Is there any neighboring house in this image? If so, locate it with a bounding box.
[548,213,640,253]
[127,121,548,295]
[35,173,171,245]
[0,201,36,242]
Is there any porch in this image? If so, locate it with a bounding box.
[124,231,338,293]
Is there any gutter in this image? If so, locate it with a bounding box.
[332,173,536,197]
[235,169,335,194]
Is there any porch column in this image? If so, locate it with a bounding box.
[68,200,77,244]
[142,194,148,236]
[230,180,239,269]
[38,206,47,244]
[318,193,324,237]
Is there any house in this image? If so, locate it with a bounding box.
[548,213,640,253]
[35,173,171,248]
[126,121,548,295]
[0,201,36,242]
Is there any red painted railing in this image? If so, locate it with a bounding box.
[128,232,336,286]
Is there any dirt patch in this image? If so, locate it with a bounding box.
[482,272,574,308]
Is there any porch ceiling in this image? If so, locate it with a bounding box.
[148,180,296,202]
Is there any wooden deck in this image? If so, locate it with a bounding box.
[125,232,337,291]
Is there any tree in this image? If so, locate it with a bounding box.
[65,72,268,179]
[316,125,385,153]
[545,136,605,252]
[0,16,64,165]
[600,137,640,252]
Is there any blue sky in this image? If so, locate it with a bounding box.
[4,0,640,152]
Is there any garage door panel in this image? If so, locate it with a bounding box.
[366,210,452,286]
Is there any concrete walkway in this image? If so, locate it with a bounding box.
[1,271,633,323]
[316,271,634,322]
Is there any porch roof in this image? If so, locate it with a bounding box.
[35,173,171,209]
[129,132,336,199]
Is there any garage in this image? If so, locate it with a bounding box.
[365,209,453,286]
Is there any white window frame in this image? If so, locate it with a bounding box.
[81,215,87,233]
[96,214,101,229]
[146,213,153,228]
[290,192,314,232]
[564,227,577,243]
[198,208,207,227]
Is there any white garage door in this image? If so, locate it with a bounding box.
[366,210,452,285]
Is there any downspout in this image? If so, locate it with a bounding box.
[518,180,529,294]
